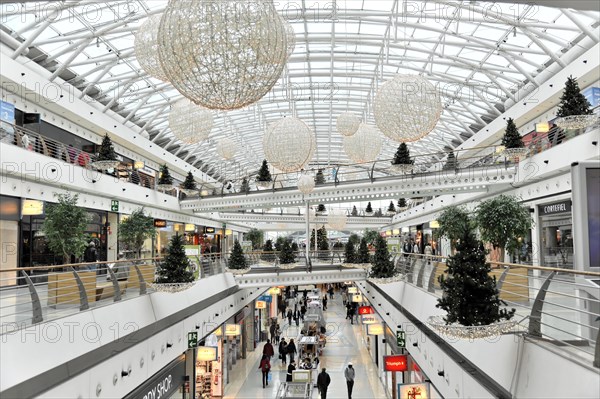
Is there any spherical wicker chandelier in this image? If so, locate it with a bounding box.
[169,99,213,144]
[336,112,361,137]
[157,1,289,110]
[282,16,296,58]
[373,74,442,142]
[216,138,238,161]
[297,173,315,194]
[134,14,169,82]
[263,117,315,173]
[327,209,347,231]
[343,123,383,163]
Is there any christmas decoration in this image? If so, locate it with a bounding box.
[555,75,597,130]
[369,235,396,281]
[386,201,396,216]
[501,118,527,158]
[443,151,457,171]
[397,198,407,210]
[336,112,361,136]
[135,14,169,81]
[365,202,374,216]
[180,172,198,196]
[157,164,174,191]
[356,237,370,264]
[315,169,325,185]
[327,209,347,230]
[341,240,357,268]
[390,143,413,173]
[228,240,248,270]
[351,206,358,216]
[169,99,213,145]
[239,177,251,194]
[92,134,120,170]
[256,159,272,188]
[216,138,238,160]
[152,234,195,292]
[263,117,315,173]
[297,173,315,194]
[316,203,327,215]
[261,239,275,262]
[279,239,296,264]
[343,123,383,163]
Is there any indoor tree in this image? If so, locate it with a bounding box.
[348,233,360,246]
[262,239,274,262]
[256,159,272,186]
[279,239,296,264]
[158,164,174,187]
[42,192,90,264]
[245,228,264,250]
[315,169,325,185]
[239,177,251,194]
[397,198,407,209]
[370,235,394,278]
[356,237,370,264]
[475,195,532,262]
[118,207,156,259]
[316,203,327,214]
[387,201,396,215]
[501,118,524,149]
[97,134,117,162]
[391,142,413,171]
[155,234,195,283]
[362,228,379,245]
[228,240,248,270]
[291,242,299,252]
[436,205,473,252]
[557,75,593,119]
[351,205,358,216]
[181,171,198,195]
[436,229,515,326]
[344,240,356,264]
[365,202,373,215]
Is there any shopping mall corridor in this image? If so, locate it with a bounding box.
[224,289,387,398]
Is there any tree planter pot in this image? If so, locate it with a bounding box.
[555,114,598,130]
[390,164,413,174]
[256,181,272,189]
[278,263,299,270]
[502,147,528,159]
[367,275,404,284]
[386,211,397,216]
[91,160,120,170]
[364,212,374,217]
[426,315,517,340]
[180,188,199,196]
[147,282,196,293]
[225,267,251,276]
[342,263,370,269]
[157,184,174,191]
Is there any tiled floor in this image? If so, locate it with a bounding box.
[224,290,388,398]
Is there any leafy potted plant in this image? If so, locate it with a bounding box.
[256,159,272,189]
[278,239,297,269]
[180,171,198,196]
[436,205,473,254]
[386,201,396,216]
[368,235,398,283]
[365,202,374,216]
[151,234,196,292]
[501,118,527,159]
[157,164,174,191]
[245,228,264,250]
[555,75,597,131]
[390,142,414,173]
[315,169,325,185]
[118,208,156,259]
[92,134,120,170]
[226,240,251,275]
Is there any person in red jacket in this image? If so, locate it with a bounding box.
[263,339,275,360]
[258,354,271,388]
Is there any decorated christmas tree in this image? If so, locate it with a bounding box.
[356,237,370,263]
[228,240,248,270]
[315,169,325,185]
[370,235,394,278]
[182,171,197,190]
[239,177,251,194]
[501,118,524,149]
[344,240,356,264]
[443,151,457,170]
[316,203,327,214]
[387,201,396,214]
[351,205,358,216]
[437,230,515,326]
[155,234,194,283]
[256,159,272,182]
[365,202,373,214]
[392,143,413,166]
[279,239,296,264]
[158,164,174,186]
[398,198,407,209]
[557,75,592,118]
[97,134,117,161]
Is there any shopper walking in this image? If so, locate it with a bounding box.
[279,338,288,365]
[274,323,281,344]
[262,339,275,360]
[286,361,296,382]
[258,354,271,388]
[316,368,331,399]
[322,295,328,311]
[294,308,300,326]
[344,363,355,399]
[286,339,297,364]
[342,291,348,306]
[269,321,277,343]
[287,308,293,325]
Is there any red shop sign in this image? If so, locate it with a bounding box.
[384,355,408,372]
[358,306,374,315]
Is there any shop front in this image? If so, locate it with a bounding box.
[124,355,186,399]
[538,199,573,268]
[194,337,223,399]
[155,220,185,256]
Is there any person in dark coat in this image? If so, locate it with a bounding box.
[279,338,288,365]
[286,361,296,382]
[263,339,275,359]
[286,339,297,364]
[287,308,293,325]
[317,368,331,399]
[322,295,328,310]
[269,322,277,343]
[258,354,271,388]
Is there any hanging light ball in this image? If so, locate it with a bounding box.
[134,14,169,81]
[282,16,296,58]
[157,1,289,110]
[263,117,315,173]
[373,74,442,142]
[336,112,361,136]
[327,209,347,231]
[343,123,383,163]
[169,99,213,144]
[216,138,238,160]
[297,173,315,194]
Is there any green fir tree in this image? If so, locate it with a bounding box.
[316,203,327,214]
[262,239,275,262]
[387,201,396,214]
[348,233,360,246]
[97,134,117,161]
[398,198,407,209]
[239,177,251,194]
[291,242,299,252]
[256,159,272,182]
[370,235,394,278]
[279,239,296,264]
[351,205,358,216]
[228,240,248,270]
[501,118,524,149]
[392,142,413,166]
[155,234,194,283]
[365,202,373,214]
[158,164,174,185]
[443,151,457,170]
[182,171,197,190]
[356,237,370,264]
[318,226,329,251]
[344,240,356,264]
[315,169,325,185]
[437,230,515,326]
[557,75,592,118]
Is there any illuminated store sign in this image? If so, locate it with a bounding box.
[384,355,408,372]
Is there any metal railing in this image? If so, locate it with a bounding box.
[396,253,600,368]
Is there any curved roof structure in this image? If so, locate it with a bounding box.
[1,1,598,182]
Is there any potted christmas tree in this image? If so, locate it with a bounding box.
[278,239,297,269]
[92,134,120,170]
[342,240,356,268]
[261,239,275,263]
[151,234,196,292]
[501,118,527,159]
[397,198,407,211]
[239,177,251,194]
[369,235,397,283]
[386,201,396,216]
[351,205,358,216]
[226,240,251,275]
[315,169,325,185]
[443,151,457,171]
[317,226,329,259]
[365,202,374,216]
[180,171,198,196]
[555,75,596,131]
[390,142,414,173]
[355,237,371,268]
[157,164,174,191]
[316,203,327,216]
[256,159,272,189]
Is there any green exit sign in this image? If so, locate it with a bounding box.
[396,330,405,349]
[110,200,119,212]
[187,331,198,349]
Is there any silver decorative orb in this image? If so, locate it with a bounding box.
[297,173,315,194]
[343,123,383,163]
[169,99,213,144]
[336,112,361,137]
[157,0,289,110]
[135,14,169,81]
[327,209,347,231]
[216,138,238,160]
[374,74,442,142]
[263,117,315,173]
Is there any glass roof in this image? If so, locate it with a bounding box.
[1,0,598,183]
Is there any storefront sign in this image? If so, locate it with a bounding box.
[196,346,218,361]
[358,306,374,315]
[0,100,15,123]
[21,199,44,216]
[398,383,430,399]
[124,356,185,399]
[185,223,196,232]
[367,323,384,335]
[362,315,378,324]
[347,287,357,294]
[384,355,408,372]
[224,324,241,336]
[351,294,363,303]
[204,226,216,234]
[255,300,267,309]
[187,331,198,349]
[538,200,571,216]
[396,330,406,349]
[268,287,281,295]
[154,219,167,228]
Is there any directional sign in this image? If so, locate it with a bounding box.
[396,329,406,349]
[187,331,198,349]
[110,200,119,212]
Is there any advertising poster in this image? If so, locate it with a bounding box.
[398,382,430,399]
